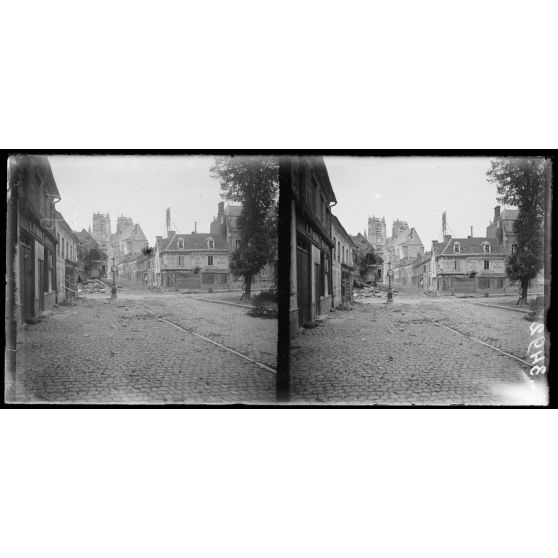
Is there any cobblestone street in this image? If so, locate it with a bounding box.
[14,291,276,404]
[290,293,548,405]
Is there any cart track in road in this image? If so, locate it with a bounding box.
[140,306,277,375]
[408,305,532,384]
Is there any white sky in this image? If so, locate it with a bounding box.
[50,155,508,252]
[325,156,505,248]
[50,156,223,246]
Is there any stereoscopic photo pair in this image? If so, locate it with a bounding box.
[5,153,552,406]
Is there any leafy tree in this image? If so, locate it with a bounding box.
[487,157,548,304]
[210,156,278,300]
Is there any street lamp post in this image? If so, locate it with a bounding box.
[387,261,394,304]
[111,257,117,299]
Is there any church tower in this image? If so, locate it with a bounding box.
[367,216,386,252]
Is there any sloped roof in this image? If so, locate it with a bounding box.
[74,228,97,245]
[29,156,61,197]
[387,227,423,247]
[111,223,147,244]
[331,214,354,246]
[157,232,227,251]
[54,210,79,241]
[433,237,505,255]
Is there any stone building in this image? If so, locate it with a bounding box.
[286,156,336,337]
[351,233,382,284]
[74,229,107,280]
[154,230,229,292]
[486,204,544,292]
[91,212,111,251]
[486,205,518,258]
[9,155,60,326]
[116,215,134,234]
[331,214,355,307]
[209,201,275,291]
[430,235,507,295]
[383,226,424,282]
[391,219,410,239]
[110,222,149,262]
[367,216,386,253]
[412,252,433,290]
[54,210,79,302]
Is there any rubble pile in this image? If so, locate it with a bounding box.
[78,279,110,294]
[352,280,385,299]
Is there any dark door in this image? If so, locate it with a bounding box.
[21,243,35,321]
[315,263,321,317]
[38,259,45,312]
[297,245,310,326]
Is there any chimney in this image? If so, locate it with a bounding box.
[494,206,500,220]
[443,234,451,243]
[194,221,197,234]
[167,230,175,239]
[218,201,224,216]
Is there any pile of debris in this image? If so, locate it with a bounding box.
[352,279,386,299]
[78,279,110,294]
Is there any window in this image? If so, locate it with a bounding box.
[178,255,184,266]
[484,260,490,270]
[454,243,460,253]
[454,259,460,271]
[57,234,60,255]
[177,239,184,249]
[208,255,214,266]
[207,238,214,249]
[483,243,491,253]
[337,241,340,261]
[62,239,64,258]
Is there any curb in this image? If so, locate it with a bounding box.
[466,301,530,314]
[195,297,253,309]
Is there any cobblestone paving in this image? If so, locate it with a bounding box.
[140,293,277,369]
[290,294,547,405]
[14,292,276,404]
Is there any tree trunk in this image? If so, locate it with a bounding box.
[241,273,253,301]
[519,277,529,305]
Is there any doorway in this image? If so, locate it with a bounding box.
[314,262,321,317]
[296,239,311,326]
[20,242,35,322]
